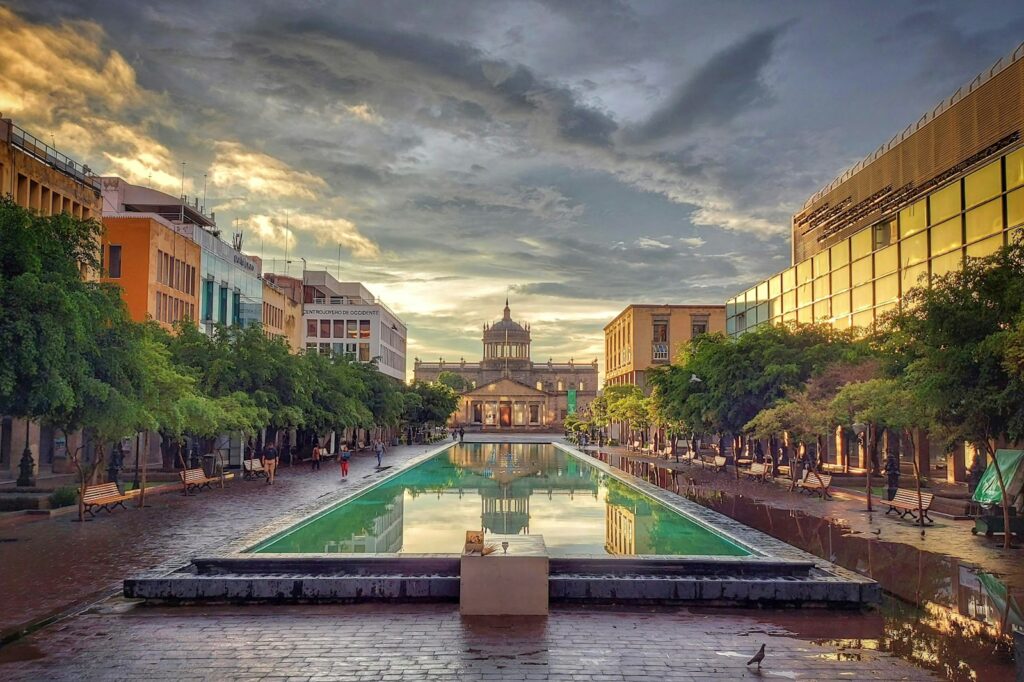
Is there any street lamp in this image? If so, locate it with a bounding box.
[852,422,873,512]
[16,420,34,487]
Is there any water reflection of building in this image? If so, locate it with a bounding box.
[447,444,598,538]
[604,504,655,555]
[323,493,404,553]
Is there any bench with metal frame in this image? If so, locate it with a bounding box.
[796,472,833,499]
[742,462,770,482]
[179,467,218,493]
[885,489,934,524]
[242,458,267,480]
[82,482,137,516]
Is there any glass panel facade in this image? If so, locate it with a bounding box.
[813,299,830,321]
[782,267,796,292]
[931,249,962,278]
[875,273,898,304]
[901,263,928,294]
[851,229,873,260]
[830,239,850,267]
[812,251,829,278]
[852,309,874,328]
[966,234,1004,258]
[966,198,1004,242]
[851,283,872,311]
[1008,147,1024,190]
[964,161,1002,208]
[899,199,927,237]
[782,290,796,313]
[930,181,962,224]
[831,291,850,317]
[797,260,813,284]
[831,265,850,292]
[901,231,928,268]
[797,282,812,307]
[813,276,829,301]
[874,244,898,276]
[797,306,811,323]
[930,218,962,254]
[851,256,872,285]
[1009,187,1024,228]
[769,275,782,298]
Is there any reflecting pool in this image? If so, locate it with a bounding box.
[252,443,749,557]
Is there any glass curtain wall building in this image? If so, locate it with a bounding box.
[727,43,1024,336]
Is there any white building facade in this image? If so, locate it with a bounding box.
[302,272,407,381]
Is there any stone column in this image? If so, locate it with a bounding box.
[833,426,847,470]
[948,442,968,484]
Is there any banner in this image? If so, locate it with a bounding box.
[567,389,577,415]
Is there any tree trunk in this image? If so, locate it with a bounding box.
[138,431,149,508]
[984,440,1014,550]
[904,429,924,528]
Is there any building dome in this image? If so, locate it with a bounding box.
[482,298,531,368]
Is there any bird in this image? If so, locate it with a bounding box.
[747,643,766,669]
[871,528,881,536]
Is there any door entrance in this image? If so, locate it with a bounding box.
[499,403,512,428]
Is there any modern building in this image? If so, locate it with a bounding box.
[301,271,407,381]
[0,117,102,221]
[604,304,725,389]
[723,42,1024,485]
[260,276,303,352]
[727,45,1024,337]
[0,118,103,482]
[101,177,263,334]
[100,214,201,330]
[414,301,599,430]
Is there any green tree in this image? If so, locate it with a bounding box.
[436,370,470,392]
[882,240,1024,547]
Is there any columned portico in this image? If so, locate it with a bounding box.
[461,379,551,431]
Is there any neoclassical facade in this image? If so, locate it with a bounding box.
[413,301,598,430]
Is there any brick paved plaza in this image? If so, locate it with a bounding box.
[0,436,961,680]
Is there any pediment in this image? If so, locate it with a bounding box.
[463,378,547,397]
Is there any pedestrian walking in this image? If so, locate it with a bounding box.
[373,438,386,468]
[339,447,351,480]
[311,442,322,471]
[458,427,465,443]
[263,442,279,485]
[451,428,457,441]
[883,452,900,500]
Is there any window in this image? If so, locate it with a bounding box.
[345,343,357,359]
[899,199,927,238]
[529,404,540,424]
[756,281,769,302]
[691,317,708,337]
[831,291,851,317]
[320,319,331,338]
[307,319,318,337]
[202,280,213,320]
[782,290,797,313]
[813,276,829,301]
[830,239,850,267]
[966,234,1004,259]
[218,286,228,324]
[358,343,370,362]
[579,381,585,390]
[931,249,962,278]
[232,292,241,326]
[812,251,829,279]
[873,220,894,250]
[333,320,345,338]
[797,282,812,307]
[874,244,898,276]
[768,275,783,298]
[851,228,873,259]
[157,250,164,283]
[965,199,1003,243]
[930,182,961,224]
[852,309,874,329]
[1007,148,1024,190]
[557,380,564,391]
[782,267,796,292]
[831,265,850,293]
[536,381,543,391]
[652,320,667,343]
[901,263,928,294]
[901,231,928,268]
[851,256,872,286]
[930,218,962,255]
[332,343,343,355]
[652,343,669,361]
[347,320,359,338]
[1009,187,1024,229]
[108,245,122,278]
[964,161,1001,208]
[875,273,898,304]
[813,299,830,322]
[851,283,873,311]
[319,343,331,356]
[797,259,813,284]
[797,306,811,324]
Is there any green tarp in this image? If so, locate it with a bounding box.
[972,449,1024,506]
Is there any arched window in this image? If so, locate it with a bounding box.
[557,380,564,391]
[579,381,584,390]
[536,381,543,391]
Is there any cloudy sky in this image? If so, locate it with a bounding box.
[3,1,1023,375]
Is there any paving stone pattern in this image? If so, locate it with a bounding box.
[0,602,936,681]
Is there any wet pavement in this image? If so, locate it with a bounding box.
[0,441,447,639]
[0,602,935,680]
[594,446,1022,681]
[0,436,1014,680]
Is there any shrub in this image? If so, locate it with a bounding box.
[48,486,78,509]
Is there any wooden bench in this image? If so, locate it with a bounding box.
[886,489,934,524]
[742,462,770,482]
[179,467,218,493]
[796,472,833,499]
[242,458,267,480]
[699,455,727,472]
[82,482,136,516]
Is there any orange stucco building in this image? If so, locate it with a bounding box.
[100,215,201,330]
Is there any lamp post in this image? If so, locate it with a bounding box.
[16,420,35,487]
[852,422,872,512]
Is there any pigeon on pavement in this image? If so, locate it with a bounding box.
[747,643,766,669]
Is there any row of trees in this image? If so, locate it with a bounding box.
[0,199,459,519]
[571,237,1024,547]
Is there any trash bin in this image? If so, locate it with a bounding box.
[202,454,217,477]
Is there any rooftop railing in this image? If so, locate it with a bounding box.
[9,123,100,191]
[802,40,1024,210]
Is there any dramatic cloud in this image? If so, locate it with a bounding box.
[3,1,1020,376]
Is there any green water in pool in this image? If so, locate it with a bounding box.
[251,443,750,557]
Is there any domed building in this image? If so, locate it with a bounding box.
[413,300,598,430]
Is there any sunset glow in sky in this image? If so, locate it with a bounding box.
[3,1,1023,373]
